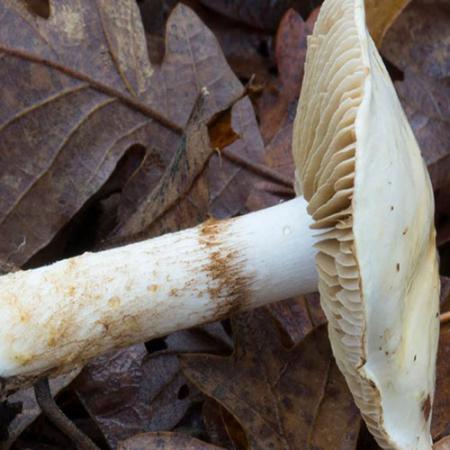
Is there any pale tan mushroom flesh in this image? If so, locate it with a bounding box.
[293,1,440,449]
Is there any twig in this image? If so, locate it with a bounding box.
[221,148,294,189]
[34,378,100,450]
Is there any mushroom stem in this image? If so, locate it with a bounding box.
[441,311,450,324]
[0,196,318,394]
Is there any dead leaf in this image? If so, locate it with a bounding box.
[441,277,450,309]
[143,322,233,358]
[269,293,327,346]
[248,8,317,214]
[106,4,248,240]
[0,370,80,450]
[258,9,313,145]
[199,0,306,31]
[382,0,450,190]
[118,431,225,450]
[139,0,276,84]
[0,0,175,266]
[113,89,212,240]
[75,345,199,449]
[432,322,450,442]
[364,0,412,46]
[435,436,450,450]
[0,1,244,265]
[201,399,236,449]
[112,95,267,244]
[181,309,360,450]
[207,97,266,219]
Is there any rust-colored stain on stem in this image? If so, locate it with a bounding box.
[199,218,252,319]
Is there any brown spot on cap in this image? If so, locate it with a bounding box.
[422,394,431,422]
[396,263,400,272]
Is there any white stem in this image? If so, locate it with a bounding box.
[0,197,318,393]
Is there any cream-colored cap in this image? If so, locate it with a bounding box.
[292,1,440,449]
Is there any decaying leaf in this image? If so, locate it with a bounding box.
[118,431,225,450]
[0,0,169,266]
[199,0,305,31]
[382,0,450,190]
[432,322,450,442]
[0,370,80,450]
[113,89,213,240]
[75,345,199,449]
[364,0,412,46]
[0,1,244,265]
[269,293,326,346]
[181,309,360,450]
[435,436,450,450]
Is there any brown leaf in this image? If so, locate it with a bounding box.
[269,294,327,346]
[118,95,267,242]
[0,1,244,265]
[441,276,450,309]
[199,0,304,31]
[0,0,174,266]
[0,370,79,449]
[258,9,313,145]
[207,97,266,219]
[108,4,248,240]
[432,322,450,442]
[201,399,236,449]
[114,90,212,240]
[147,322,233,356]
[75,345,199,449]
[139,0,276,84]
[181,309,360,450]
[118,432,225,450]
[364,0,412,46]
[435,436,450,450]
[382,1,450,190]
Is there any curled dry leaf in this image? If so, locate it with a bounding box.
[118,432,225,450]
[181,309,360,450]
[364,0,412,46]
[382,0,450,190]
[75,345,199,449]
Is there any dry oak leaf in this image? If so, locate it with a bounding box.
[181,309,360,450]
[109,4,246,240]
[0,0,165,266]
[364,0,412,46]
[0,0,243,266]
[118,432,225,450]
[382,0,450,190]
[75,345,199,449]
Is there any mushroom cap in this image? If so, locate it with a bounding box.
[292,1,440,449]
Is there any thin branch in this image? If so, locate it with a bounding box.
[34,378,100,450]
[221,148,294,189]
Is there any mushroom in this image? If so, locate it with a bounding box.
[0,1,439,449]
[292,0,439,449]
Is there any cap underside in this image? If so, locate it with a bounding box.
[292,1,440,449]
